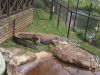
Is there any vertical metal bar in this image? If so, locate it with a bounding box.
[73,0,80,30]
[65,0,70,25]
[44,0,46,9]
[23,0,24,10]
[57,4,61,28]
[67,0,70,8]
[17,0,18,11]
[49,0,54,20]
[65,9,68,25]
[33,0,39,18]
[32,0,34,7]
[13,19,16,36]
[32,0,34,24]
[55,0,58,13]
[0,1,1,16]
[67,11,72,38]
[7,0,10,16]
[85,3,92,37]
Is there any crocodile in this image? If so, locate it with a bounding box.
[13,32,77,50]
[14,32,70,43]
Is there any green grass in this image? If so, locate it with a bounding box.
[0,11,100,56]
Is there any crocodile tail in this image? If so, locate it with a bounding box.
[13,36,40,51]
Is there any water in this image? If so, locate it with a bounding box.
[26,58,100,75]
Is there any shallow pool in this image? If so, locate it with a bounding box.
[25,58,100,75]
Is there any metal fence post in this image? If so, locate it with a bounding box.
[55,0,58,14]
[32,0,34,24]
[13,19,16,36]
[33,0,39,18]
[65,0,70,25]
[57,4,61,28]
[7,0,10,16]
[44,0,46,9]
[85,3,92,37]
[67,0,70,8]
[73,0,80,30]
[0,1,1,16]
[49,0,54,20]
[65,9,68,25]
[67,11,72,38]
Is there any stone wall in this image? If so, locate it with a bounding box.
[0,8,33,43]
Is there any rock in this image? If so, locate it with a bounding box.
[16,51,53,75]
[89,54,100,70]
[0,52,6,75]
[51,44,100,70]
[0,48,37,75]
[35,51,53,62]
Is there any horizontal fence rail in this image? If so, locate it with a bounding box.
[53,0,100,38]
[0,0,33,19]
[54,0,100,21]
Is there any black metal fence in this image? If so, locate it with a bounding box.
[0,0,33,19]
[51,0,100,39]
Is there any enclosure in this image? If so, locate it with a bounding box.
[0,0,100,75]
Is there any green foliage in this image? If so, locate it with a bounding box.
[95,36,100,48]
[74,27,100,49]
[59,0,100,13]
[93,28,100,48]
[73,28,86,40]
[78,5,90,11]
[78,2,100,13]
[59,0,77,3]
[34,0,45,9]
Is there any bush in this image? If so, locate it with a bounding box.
[73,28,87,40]
[74,28,100,48]
[93,29,100,48]
[34,0,45,9]
[94,36,100,48]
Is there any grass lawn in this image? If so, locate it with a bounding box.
[0,11,100,56]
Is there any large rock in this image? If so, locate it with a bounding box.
[0,48,37,75]
[35,51,53,62]
[51,44,100,70]
[0,52,6,75]
[16,51,53,75]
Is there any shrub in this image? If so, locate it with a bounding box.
[93,28,100,48]
[74,28,100,48]
[73,28,87,40]
[94,36,100,48]
[34,0,45,9]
